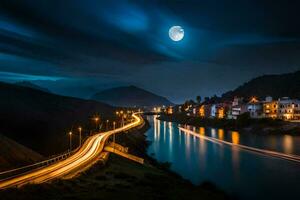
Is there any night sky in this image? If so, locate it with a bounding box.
[0,0,300,103]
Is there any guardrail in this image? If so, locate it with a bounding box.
[0,148,79,181]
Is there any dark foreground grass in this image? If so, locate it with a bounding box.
[0,155,230,200]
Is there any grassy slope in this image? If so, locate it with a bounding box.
[0,134,44,171]
[0,155,229,200]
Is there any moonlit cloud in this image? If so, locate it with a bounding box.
[0,0,299,102]
[0,71,63,82]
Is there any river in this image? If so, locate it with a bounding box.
[145,115,300,200]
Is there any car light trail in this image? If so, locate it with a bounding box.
[0,113,142,189]
[179,126,300,163]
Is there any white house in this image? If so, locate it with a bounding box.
[278,97,300,120]
[247,97,263,118]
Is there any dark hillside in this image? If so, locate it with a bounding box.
[222,70,300,100]
[0,82,114,156]
[91,85,173,107]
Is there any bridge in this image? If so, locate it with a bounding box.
[104,142,144,164]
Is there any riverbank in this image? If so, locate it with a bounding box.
[158,113,300,135]
[0,117,230,200]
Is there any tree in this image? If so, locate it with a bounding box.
[196,95,201,104]
[204,97,210,103]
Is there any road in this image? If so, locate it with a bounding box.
[179,126,300,163]
[0,113,143,189]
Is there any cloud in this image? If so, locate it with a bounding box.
[0,71,63,82]
[0,0,299,101]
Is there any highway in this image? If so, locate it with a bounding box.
[0,113,143,189]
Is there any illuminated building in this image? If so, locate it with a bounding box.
[211,104,226,119]
[199,104,211,118]
[199,105,205,117]
[247,97,263,118]
[229,97,247,119]
[262,96,278,118]
[167,106,173,114]
[277,97,300,120]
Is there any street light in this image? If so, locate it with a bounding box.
[122,114,125,127]
[68,131,72,151]
[94,117,99,130]
[106,120,109,130]
[78,127,82,147]
[113,121,116,150]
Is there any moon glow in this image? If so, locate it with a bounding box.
[169,26,184,41]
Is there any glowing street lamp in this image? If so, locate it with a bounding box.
[113,121,116,130]
[122,114,125,127]
[106,120,109,130]
[94,117,99,130]
[78,127,82,147]
[113,121,116,149]
[68,131,72,151]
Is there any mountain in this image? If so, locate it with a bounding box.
[222,70,300,100]
[0,81,114,156]
[15,81,51,93]
[91,85,173,107]
[0,134,44,171]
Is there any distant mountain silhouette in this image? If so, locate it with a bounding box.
[0,82,114,156]
[91,85,173,107]
[222,70,300,100]
[15,81,51,93]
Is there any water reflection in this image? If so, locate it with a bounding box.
[283,135,293,154]
[211,128,216,138]
[199,127,205,136]
[218,129,225,159]
[168,122,173,156]
[163,121,166,143]
[218,129,224,140]
[146,115,300,200]
[232,131,240,145]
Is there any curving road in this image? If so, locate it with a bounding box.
[179,126,300,163]
[0,113,143,189]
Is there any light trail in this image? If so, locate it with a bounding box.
[179,127,300,163]
[0,113,143,189]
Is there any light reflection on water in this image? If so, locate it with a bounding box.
[283,135,293,154]
[146,115,300,200]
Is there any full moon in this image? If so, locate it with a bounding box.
[169,26,184,41]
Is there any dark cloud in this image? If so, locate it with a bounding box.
[0,0,299,102]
